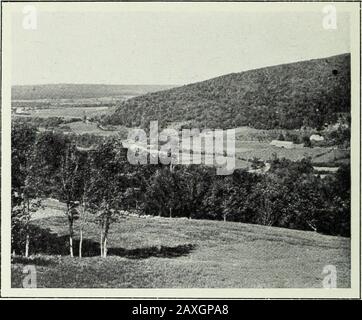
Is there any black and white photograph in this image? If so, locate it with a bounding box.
[1,1,360,299]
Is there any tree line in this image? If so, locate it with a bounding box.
[12,124,350,258]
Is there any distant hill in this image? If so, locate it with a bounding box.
[105,53,350,130]
[11,84,175,100]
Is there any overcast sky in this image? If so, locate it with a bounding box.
[10,3,350,86]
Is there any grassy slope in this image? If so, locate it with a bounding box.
[12,213,350,288]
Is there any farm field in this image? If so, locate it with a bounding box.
[59,121,126,136]
[11,209,350,288]
[236,143,348,163]
[171,126,350,168]
[14,106,113,119]
[179,137,349,169]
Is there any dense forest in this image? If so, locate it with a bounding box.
[104,53,350,130]
[12,125,350,257]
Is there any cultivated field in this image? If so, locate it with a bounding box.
[236,143,349,164]
[14,106,112,119]
[181,137,349,169]
[59,121,126,136]
[12,208,350,288]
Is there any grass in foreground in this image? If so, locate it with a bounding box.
[11,214,350,288]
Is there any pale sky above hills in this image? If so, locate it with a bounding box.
[10,3,351,86]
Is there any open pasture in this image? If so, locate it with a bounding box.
[11,213,350,288]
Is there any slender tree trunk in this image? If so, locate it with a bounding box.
[25,200,30,257]
[68,214,74,258]
[103,237,108,258]
[25,233,30,258]
[103,215,110,258]
[69,235,73,257]
[79,229,83,258]
[79,202,86,258]
[169,207,172,218]
[306,220,317,232]
[100,229,103,257]
[223,215,226,222]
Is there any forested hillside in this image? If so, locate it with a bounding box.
[105,53,350,130]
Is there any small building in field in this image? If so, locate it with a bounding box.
[14,107,30,115]
[270,140,295,149]
[310,134,324,142]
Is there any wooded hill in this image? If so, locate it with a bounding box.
[105,53,350,130]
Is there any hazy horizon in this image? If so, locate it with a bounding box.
[11,51,351,87]
[12,83,177,87]
[11,3,350,86]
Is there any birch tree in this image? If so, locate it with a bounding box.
[76,149,93,258]
[11,124,41,257]
[57,144,84,257]
[89,139,133,257]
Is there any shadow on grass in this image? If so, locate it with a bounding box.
[18,225,196,259]
[108,244,196,259]
[12,255,56,266]
[24,225,100,257]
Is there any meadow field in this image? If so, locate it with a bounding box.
[60,121,126,136]
[14,106,112,119]
[11,207,350,288]
[180,137,349,169]
[236,143,349,164]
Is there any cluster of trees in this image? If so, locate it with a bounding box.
[12,125,350,259]
[12,124,155,258]
[325,126,351,148]
[104,54,350,131]
[13,117,81,129]
[143,158,350,237]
